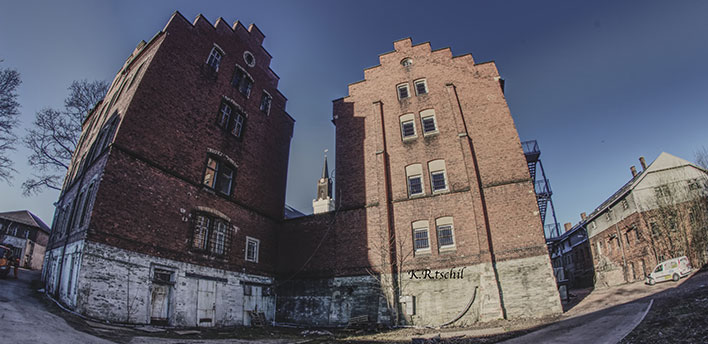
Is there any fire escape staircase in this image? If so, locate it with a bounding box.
[522,140,561,238]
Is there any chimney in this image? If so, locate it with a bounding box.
[639,156,647,170]
[581,212,587,221]
[564,222,572,232]
[630,165,638,177]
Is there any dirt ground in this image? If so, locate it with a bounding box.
[32,268,708,343]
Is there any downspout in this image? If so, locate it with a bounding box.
[448,83,507,319]
[373,100,401,325]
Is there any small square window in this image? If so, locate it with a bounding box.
[431,171,447,192]
[401,120,416,139]
[421,116,436,134]
[408,175,423,196]
[206,47,222,71]
[397,84,410,99]
[622,199,629,210]
[414,80,428,95]
[246,237,260,263]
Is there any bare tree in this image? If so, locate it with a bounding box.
[0,64,21,183]
[22,80,108,195]
[695,146,708,170]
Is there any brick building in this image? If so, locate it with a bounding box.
[43,12,293,326]
[0,210,50,270]
[585,153,708,288]
[277,38,561,326]
[43,13,562,327]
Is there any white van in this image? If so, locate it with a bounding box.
[646,256,692,285]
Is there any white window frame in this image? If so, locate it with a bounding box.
[429,160,448,193]
[436,217,456,251]
[405,164,425,197]
[397,83,410,100]
[206,46,224,72]
[412,220,430,253]
[260,90,272,115]
[414,79,428,95]
[400,113,416,140]
[246,236,260,263]
[419,109,438,135]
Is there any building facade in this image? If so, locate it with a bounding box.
[43,12,293,327]
[585,153,708,288]
[277,38,561,326]
[43,13,563,328]
[0,210,50,270]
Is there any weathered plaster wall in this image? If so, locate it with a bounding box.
[72,241,273,327]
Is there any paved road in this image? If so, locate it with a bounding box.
[500,299,653,344]
[0,270,114,344]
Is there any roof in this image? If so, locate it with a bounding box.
[284,204,306,219]
[0,210,51,234]
[586,152,702,222]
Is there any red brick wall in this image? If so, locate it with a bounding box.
[332,38,546,274]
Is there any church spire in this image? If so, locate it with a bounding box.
[313,149,334,214]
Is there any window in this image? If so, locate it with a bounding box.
[232,112,245,138]
[192,213,232,255]
[218,103,232,128]
[400,113,416,140]
[260,91,272,115]
[397,83,410,100]
[654,185,671,198]
[215,102,246,139]
[428,160,448,193]
[412,220,430,252]
[401,58,412,67]
[624,232,631,247]
[243,51,256,67]
[246,237,259,263]
[414,79,428,95]
[203,156,235,196]
[605,212,611,221]
[436,217,455,249]
[420,109,437,135]
[232,66,253,97]
[206,46,223,71]
[622,199,629,210]
[405,164,424,197]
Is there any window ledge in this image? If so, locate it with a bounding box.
[423,131,439,137]
[415,249,432,256]
[439,246,456,253]
[402,136,417,142]
[408,193,426,199]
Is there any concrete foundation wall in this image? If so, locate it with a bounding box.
[53,241,274,327]
[496,254,563,318]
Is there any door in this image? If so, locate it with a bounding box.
[197,279,216,327]
[151,284,170,325]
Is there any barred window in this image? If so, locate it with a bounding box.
[405,164,424,197]
[414,79,428,95]
[420,109,437,134]
[397,83,410,99]
[192,213,232,256]
[412,220,430,252]
[436,217,455,249]
[429,159,448,193]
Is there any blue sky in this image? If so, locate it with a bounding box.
[1,1,707,232]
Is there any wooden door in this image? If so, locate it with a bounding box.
[197,279,216,327]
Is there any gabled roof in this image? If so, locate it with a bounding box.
[0,210,50,234]
[586,152,703,222]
